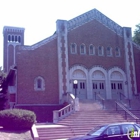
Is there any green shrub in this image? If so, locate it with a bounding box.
[0,109,36,130]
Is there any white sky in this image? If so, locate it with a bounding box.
[0,0,140,68]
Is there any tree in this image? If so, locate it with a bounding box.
[0,67,8,110]
[133,24,140,45]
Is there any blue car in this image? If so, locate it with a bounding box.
[69,122,140,140]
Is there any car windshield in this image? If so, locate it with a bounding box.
[87,125,108,136]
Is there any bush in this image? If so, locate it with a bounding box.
[0,109,36,130]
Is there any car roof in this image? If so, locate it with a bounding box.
[106,122,136,126]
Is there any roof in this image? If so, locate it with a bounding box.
[106,122,136,126]
[67,8,123,37]
[20,8,124,51]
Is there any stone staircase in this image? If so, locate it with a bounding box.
[58,99,131,136]
[36,124,74,140]
[36,99,137,140]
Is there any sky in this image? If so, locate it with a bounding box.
[0,0,140,68]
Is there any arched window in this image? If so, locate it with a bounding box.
[115,47,121,57]
[89,44,95,55]
[98,46,104,56]
[80,44,86,54]
[12,35,14,42]
[34,76,45,91]
[8,35,11,42]
[15,36,17,42]
[71,43,77,54]
[106,46,112,56]
[18,36,21,43]
[37,79,42,89]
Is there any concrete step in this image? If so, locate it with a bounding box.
[36,100,139,139]
[36,125,74,140]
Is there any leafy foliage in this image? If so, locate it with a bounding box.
[0,109,36,130]
[133,24,140,45]
[0,67,7,110]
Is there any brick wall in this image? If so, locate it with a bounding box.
[16,38,59,104]
[133,45,140,93]
[68,20,125,70]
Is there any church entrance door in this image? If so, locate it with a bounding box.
[92,80,106,99]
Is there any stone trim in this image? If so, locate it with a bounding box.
[98,46,104,56]
[108,67,127,98]
[89,44,95,55]
[34,76,45,91]
[70,43,77,54]
[69,65,88,98]
[3,26,25,34]
[67,8,123,37]
[123,27,137,97]
[89,66,108,98]
[69,65,127,99]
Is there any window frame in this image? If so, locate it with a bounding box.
[115,47,121,57]
[98,46,104,56]
[106,46,112,56]
[34,76,45,91]
[80,43,86,54]
[89,44,95,55]
[70,43,77,54]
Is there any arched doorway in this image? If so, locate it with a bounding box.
[92,70,106,98]
[72,69,87,99]
[110,71,124,99]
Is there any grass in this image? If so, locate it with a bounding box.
[0,127,33,140]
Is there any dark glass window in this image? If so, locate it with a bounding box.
[18,36,21,43]
[8,35,11,42]
[15,36,17,42]
[12,35,14,41]
[37,79,42,89]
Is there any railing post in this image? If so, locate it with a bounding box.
[102,100,104,109]
[53,111,59,123]
[120,92,121,100]
[75,98,80,111]
[95,92,96,100]
[124,111,127,120]
[128,99,131,108]
[116,102,117,111]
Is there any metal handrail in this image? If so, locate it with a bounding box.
[118,92,126,100]
[95,92,105,109]
[117,92,131,108]
[115,101,139,123]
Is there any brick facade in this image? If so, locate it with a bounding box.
[16,38,59,104]
[68,20,125,70]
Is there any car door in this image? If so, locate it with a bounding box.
[102,125,122,140]
[121,124,140,140]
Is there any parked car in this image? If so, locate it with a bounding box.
[69,122,140,140]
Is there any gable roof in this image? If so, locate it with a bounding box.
[21,8,123,50]
[67,8,123,37]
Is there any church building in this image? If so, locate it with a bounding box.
[3,8,140,109]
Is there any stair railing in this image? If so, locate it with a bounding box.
[95,92,105,109]
[53,93,75,123]
[115,101,139,123]
[117,92,131,108]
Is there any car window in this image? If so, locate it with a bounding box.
[87,125,108,136]
[135,124,140,131]
[121,124,137,134]
[135,125,140,131]
[104,125,121,135]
